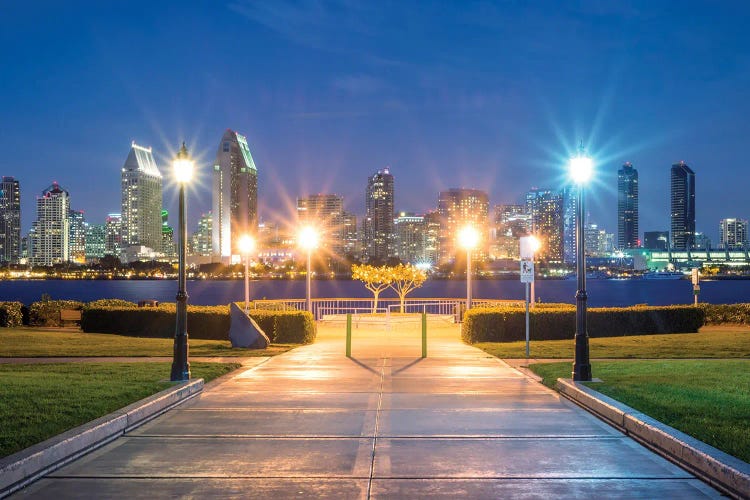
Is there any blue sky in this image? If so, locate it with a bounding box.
[1,1,749,243]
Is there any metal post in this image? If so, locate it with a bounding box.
[573,184,592,381]
[346,313,352,358]
[525,282,530,359]
[530,279,535,309]
[244,255,250,313]
[466,249,472,311]
[306,249,312,314]
[171,180,190,382]
[421,312,427,358]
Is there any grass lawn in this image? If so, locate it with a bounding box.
[0,328,296,357]
[529,360,750,463]
[0,362,240,458]
[475,325,750,359]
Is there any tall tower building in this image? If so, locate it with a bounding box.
[68,209,86,263]
[342,212,359,257]
[526,188,564,263]
[364,168,395,262]
[0,176,21,264]
[562,186,578,264]
[85,223,106,261]
[212,129,258,262]
[31,182,70,266]
[394,212,426,264]
[618,162,639,249]
[190,212,213,257]
[437,188,490,263]
[670,161,696,250]
[104,214,123,256]
[719,218,748,250]
[121,142,163,253]
[297,194,345,256]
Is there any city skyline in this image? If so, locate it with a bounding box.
[2,3,750,245]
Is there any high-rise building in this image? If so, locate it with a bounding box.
[437,188,490,263]
[492,204,529,260]
[190,212,213,257]
[526,188,564,262]
[297,194,345,256]
[212,129,258,261]
[670,161,696,250]
[342,212,359,258]
[31,182,70,266]
[562,186,578,264]
[394,212,426,264]
[719,218,748,250]
[643,231,669,251]
[104,213,123,256]
[0,176,21,264]
[68,209,86,263]
[618,162,639,249]
[85,223,106,261]
[121,142,163,253]
[364,168,395,262]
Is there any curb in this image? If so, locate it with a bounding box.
[0,378,203,498]
[556,378,750,499]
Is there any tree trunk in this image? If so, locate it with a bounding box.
[372,290,380,314]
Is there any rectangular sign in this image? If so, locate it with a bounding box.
[691,268,700,285]
[520,260,534,283]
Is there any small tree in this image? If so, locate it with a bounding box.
[389,263,428,312]
[352,264,392,313]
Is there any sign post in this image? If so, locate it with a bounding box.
[520,260,534,359]
[692,268,700,306]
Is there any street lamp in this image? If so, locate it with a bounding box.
[238,234,255,313]
[171,142,193,382]
[570,147,593,381]
[298,226,319,314]
[458,225,480,312]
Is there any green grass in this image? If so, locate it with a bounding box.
[475,326,750,359]
[0,362,240,458]
[0,328,296,357]
[529,360,750,463]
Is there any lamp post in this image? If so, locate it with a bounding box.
[570,147,593,381]
[298,226,319,314]
[458,226,480,312]
[171,142,193,382]
[238,234,255,313]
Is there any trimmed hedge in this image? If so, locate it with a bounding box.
[462,305,705,343]
[81,304,230,340]
[29,299,85,327]
[700,303,750,325]
[85,298,138,308]
[0,301,23,327]
[246,308,316,344]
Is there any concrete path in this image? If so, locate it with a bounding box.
[17,321,719,498]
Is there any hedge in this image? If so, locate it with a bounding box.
[81,304,230,340]
[29,299,85,327]
[700,303,750,325]
[245,307,316,344]
[462,305,705,343]
[0,301,23,327]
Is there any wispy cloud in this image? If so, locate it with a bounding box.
[332,74,385,95]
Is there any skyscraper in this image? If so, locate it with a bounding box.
[643,231,669,251]
[31,182,70,266]
[562,186,578,264]
[212,129,258,262]
[68,209,86,263]
[618,162,639,249]
[394,212,426,264]
[104,214,123,256]
[719,218,748,250]
[85,223,106,261]
[190,212,213,257]
[297,194,345,256]
[437,188,489,263]
[0,176,21,264]
[121,142,163,253]
[526,188,564,263]
[670,161,696,250]
[364,168,394,262]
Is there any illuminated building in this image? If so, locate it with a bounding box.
[719,218,748,250]
[394,212,426,264]
[562,186,578,264]
[423,211,440,265]
[618,162,639,249]
[68,209,86,263]
[437,188,489,263]
[364,168,394,262]
[297,194,347,268]
[85,223,106,261]
[671,161,695,250]
[161,209,175,259]
[342,212,359,258]
[526,188,563,263]
[492,204,529,260]
[644,231,669,251]
[190,212,213,256]
[121,142,163,254]
[31,182,70,266]
[105,214,123,256]
[0,176,21,264]
[212,129,258,262]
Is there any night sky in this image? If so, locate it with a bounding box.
[2,1,749,244]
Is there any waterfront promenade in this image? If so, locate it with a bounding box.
[18,321,718,498]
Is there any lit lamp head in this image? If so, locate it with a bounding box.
[569,154,593,185]
[173,142,194,184]
[238,234,255,255]
[298,226,319,251]
[458,225,480,250]
[520,234,541,260]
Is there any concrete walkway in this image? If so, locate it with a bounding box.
[17,321,719,498]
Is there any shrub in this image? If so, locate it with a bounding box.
[462,305,705,343]
[85,298,138,308]
[0,301,23,327]
[274,311,316,344]
[29,299,85,327]
[247,309,278,339]
[81,304,230,340]
[700,303,750,325]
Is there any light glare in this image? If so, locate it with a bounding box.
[238,234,255,255]
[173,158,194,183]
[570,156,593,184]
[458,226,480,250]
[298,226,320,250]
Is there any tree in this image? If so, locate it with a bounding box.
[388,263,428,312]
[351,264,393,313]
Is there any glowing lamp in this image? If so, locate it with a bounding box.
[173,143,194,183]
[570,155,593,184]
[298,226,319,251]
[458,226,480,250]
[238,234,255,255]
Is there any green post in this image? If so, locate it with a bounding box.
[346,313,352,358]
[421,312,427,358]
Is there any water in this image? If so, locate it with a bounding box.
[1,278,749,307]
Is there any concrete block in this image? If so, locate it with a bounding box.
[229,302,270,348]
[556,378,626,429]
